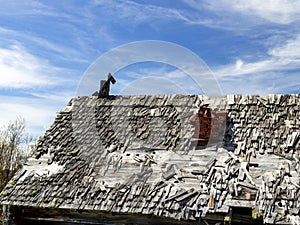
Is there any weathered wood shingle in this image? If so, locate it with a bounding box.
[1,94,300,224]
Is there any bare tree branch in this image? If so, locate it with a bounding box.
[0,117,31,191]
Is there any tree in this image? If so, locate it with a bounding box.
[0,117,32,190]
[1,118,21,190]
[0,118,32,224]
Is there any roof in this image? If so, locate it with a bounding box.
[1,94,300,224]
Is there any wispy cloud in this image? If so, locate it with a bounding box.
[113,63,203,95]
[0,96,65,137]
[214,34,300,94]
[218,71,300,95]
[0,0,68,18]
[185,0,300,25]
[213,0,300,24]
[215,34,300,77]
[270,34,300,58]
[0,26,90,65]
[91,0,191,27]
[0,42,76,137]
[0,44,70,89]
[29,90,75,103]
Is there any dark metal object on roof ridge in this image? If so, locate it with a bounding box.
[98,73,116,98]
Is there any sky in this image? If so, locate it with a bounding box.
[0,0,300,137]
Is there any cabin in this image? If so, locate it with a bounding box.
[1,94,300,225]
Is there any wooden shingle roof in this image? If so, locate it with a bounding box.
[1,94,300,224]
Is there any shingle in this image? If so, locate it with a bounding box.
[1,94,300,224]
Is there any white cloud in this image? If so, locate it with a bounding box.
[181,0,300,32]
[0,44,65,89]
[215,34,300,77]
[89,0,300,34]
[0,96,65,137]
[215,59,273,76]
[270,34,300,58]
[29,91,75,103]
[0,1,68,18]
[112,64,204,95]
[189,0,300,25]
[218,71,300,95]
[234,59,244,71]
[213,34,300,94]
[91,0,189,26]
[0,27,90,64]
[119,76,186,95]
[226,0,300,24]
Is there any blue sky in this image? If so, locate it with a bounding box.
[0,0,300,137]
